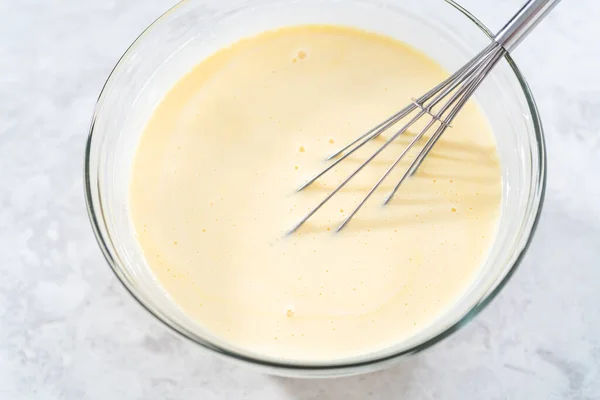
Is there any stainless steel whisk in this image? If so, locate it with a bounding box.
[290,0,561,234]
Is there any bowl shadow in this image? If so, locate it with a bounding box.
[272,356,424,399]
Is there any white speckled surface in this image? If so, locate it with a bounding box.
[1,0,599,398]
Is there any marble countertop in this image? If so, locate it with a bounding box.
[1,0,599,398]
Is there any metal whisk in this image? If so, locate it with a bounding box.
[290,0,561,234]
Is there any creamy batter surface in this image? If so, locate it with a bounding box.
[130,25,501,361]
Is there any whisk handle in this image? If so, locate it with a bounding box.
[494,0,562,52]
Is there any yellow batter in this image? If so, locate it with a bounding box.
[130,25,501,361]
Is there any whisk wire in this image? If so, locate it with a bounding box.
[289,45,506,234]
[338,46,507,230]
[406,48,508,174]
[384,46,508,203]
[289,0,560,234]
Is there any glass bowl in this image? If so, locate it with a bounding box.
[84,0,546,377]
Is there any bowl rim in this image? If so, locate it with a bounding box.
[84,0,547,374]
